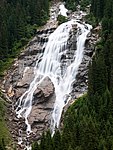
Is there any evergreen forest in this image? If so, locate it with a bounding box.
[0,0,50,149]
[0,0,49,75]
[0,0,113,149]
[32,0,113,149]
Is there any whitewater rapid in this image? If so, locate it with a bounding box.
[50,21,92,133]
[15,19,92,136]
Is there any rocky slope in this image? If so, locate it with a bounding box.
[0,2,99,149]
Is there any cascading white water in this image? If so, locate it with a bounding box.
[50,21,92,133]
[59,4,68,17]
[15,19,92,136]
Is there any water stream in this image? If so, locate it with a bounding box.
[15,4,92,149]
[16,19,92,133]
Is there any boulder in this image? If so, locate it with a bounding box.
[0,2,100,148]
[33,77,54,104]
[16,67,34,88]
[7,85,15,98]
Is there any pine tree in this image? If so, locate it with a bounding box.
[53,130,62,150]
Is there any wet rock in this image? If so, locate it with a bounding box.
[13,117,19,122]
[16,67,34,88]
[61,54,66,60]
[28,93,55,139]
[33,88,43,99]
[37,36,48,43]
[0,2,100,148]
[7,85,15,98]
[28,37,38,46]
[0,24,57,148]
[92,26,101,34]
[33,77,54,104]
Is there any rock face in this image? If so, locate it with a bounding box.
[33,77,54,104]
[5,77,55,149]
[59,22,98,100]
[0,3,99,149]
[69,24,99,99]
[0,24,57,148]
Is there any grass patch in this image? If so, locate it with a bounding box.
[0,97,11,147]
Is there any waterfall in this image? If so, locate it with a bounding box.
[59,4,68,17]
[50,21,92,133]
[15,19,92,136]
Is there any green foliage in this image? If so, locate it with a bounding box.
[32,130,53,150]
[0,0,113,149]
[85,13,97,27]
[36,90,113,149]
[80,0,91,11]
[0,98,11,149]
[88,52,107,98]
[57,15,68,25]
[90,0,105,20]
[33,1,113,150]
[64,0,91,11]
[0,0,50,75]
[64,0,79,11]
[53,130,61,150]
[32,142,39,150]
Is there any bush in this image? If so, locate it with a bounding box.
[0,98,11,147]
[57,15,68,25]
[85,13,97,28]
